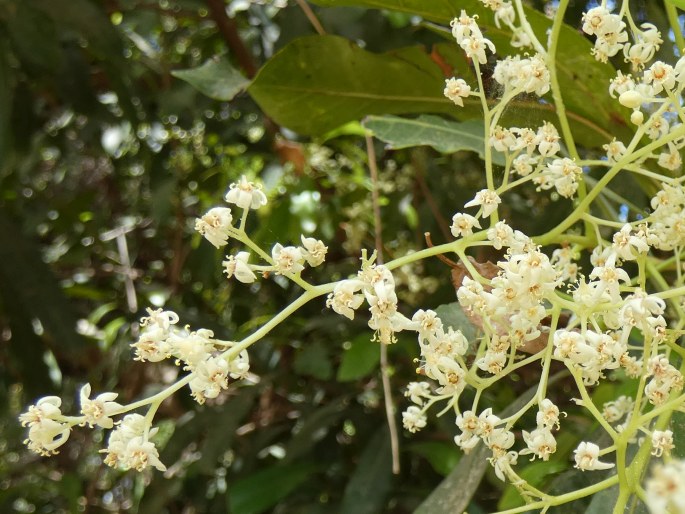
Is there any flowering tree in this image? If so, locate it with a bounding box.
[9,0,685,512]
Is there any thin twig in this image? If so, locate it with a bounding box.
[295,0,326,35]
[366,134,401,475]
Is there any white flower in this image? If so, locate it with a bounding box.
[573,441,614,471]
[102,414,166,472]
[223,252,257,283]
[464,189,502,218]
[167,328,215,369]
[402,406,427,433]
[19,397,71,456]
[326,280,365,320]
[189,356,230,404]
[444,78,471,106]
[404,382,431,405]
[651,430,674,457]
[272,243,305,275]
[195,207,234,248]
[224,175,267,210]
[450,212,481,238]
[124,437,167,472]
[299,235,328,267]
[80,384,122,429]
[646,460,685,513]
[521,426,557,461]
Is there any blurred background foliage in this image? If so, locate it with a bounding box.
[0,0,679,512]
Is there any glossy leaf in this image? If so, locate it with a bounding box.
[172,57,249,101]
[249,35,459,135]
[306,0,632,146]
[409,441,460,476]
[228,462,318,514]
[337,333,381,382]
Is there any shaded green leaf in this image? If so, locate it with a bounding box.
[337,333,381,382]
[0,35,11,171]
[294,340,333,380]
[409,441,460,476]
[671,411,685,458]
[365,115,505,165]
[0,210,89,363]
[435,302,477,344]
[340,427,393,514]
[415,372,567,513]
[228,462,317,514]
[284,396,349,463]
[172,57,249,101]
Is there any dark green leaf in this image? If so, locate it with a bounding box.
[249,35,459,136]
[415,373,567,513]
[172,57,249,101]
[409,441,460,476]
[0,210,90,363]
[228,462,317,514]
[307,1,632,146]
[294,340,333,380]
[337,333,381,382]
[671,411,685,458]
[0,35,11,171]
[340,427,394,514]
[284,396,349,463]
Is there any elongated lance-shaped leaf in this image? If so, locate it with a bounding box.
[364,115,506,165]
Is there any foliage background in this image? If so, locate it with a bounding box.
[0,0,678,512]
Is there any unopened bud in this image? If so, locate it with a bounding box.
[631,110,644,125]
[619,90,643,109]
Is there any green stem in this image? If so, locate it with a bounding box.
[666,0,685,55]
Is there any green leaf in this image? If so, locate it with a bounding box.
[0,210,89,363]
[340,427,394,514]
[435,302,477,344]
[172,57,249,101]
[409,441,460,476]
[364,115,505,165]
[0,35,12,171]
[306,1,632,146]
[284,396,349,463]
[228,462,317,514]
[414,372,567,514]
[294,340,333,380]
[671,411,685,458]
[337,333,381,382]
[249,35,459,136]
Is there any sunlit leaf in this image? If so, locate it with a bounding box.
[172,57,249,101]
[364,115,505,165]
